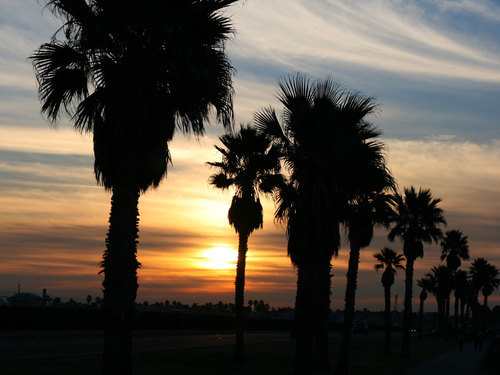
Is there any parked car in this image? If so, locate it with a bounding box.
[352,320,368,335]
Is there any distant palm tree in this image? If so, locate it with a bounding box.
[416,276,432,340]
[208,125,281,362]
[256,74,383,373]
[31,1,236,373]
[427,265,451,336]
[440,230,469,333]
[388,187,445,358]
[453,270,469,326]
[470,258,500,308]
[440,230,469,271]
[374,247,405,354]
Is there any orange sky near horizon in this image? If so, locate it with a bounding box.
[2,0,500,312]
[1,128,500,311]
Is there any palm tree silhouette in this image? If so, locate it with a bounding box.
[336,179,395,372]
[427,265,451,337]
[373,247,405,355]
[255,75,341,373]
[470,258,500,308]
[440,230,469,334]
[208,125,281,362]
[256,74,389,373]
[453,269,469,327]
[388,186,445,358]
[31,1,236,373]
[440,230,469,270]
[416,276,432,340]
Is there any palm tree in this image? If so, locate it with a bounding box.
[470,258,500,308]
[208,125,281,362]
[427,265,451,336]
[440,230,469,271]
[374,247,405,354]
[440,230,469,331]
[453,270,469,326]
[388,186,445,358]
[31,1,236,373]
[416,276,432,340]
[336,191,395,371]
[256,74,384,373]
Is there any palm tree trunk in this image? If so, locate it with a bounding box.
[444,294,450,341]
[102,186,140,375]
[384,285,392,355]
[401,256,414,358]
[335,240,361,375]
[234,231,249,363]
[418,298,424,341]
[460,298,465,327]
[315,262,331,371]
[294,264,317,375]
[454,295,459,327]
[484,294,488,307]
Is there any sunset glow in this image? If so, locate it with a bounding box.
[200,247,238,270]
[1,0,499,313]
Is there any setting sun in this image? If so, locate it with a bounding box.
[200,247,238,270]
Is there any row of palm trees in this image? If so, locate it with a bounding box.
[208,74,457,374]
[31,1,498,374]
[418,253,500,340]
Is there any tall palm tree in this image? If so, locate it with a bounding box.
[256,74,382,373]
[416,276,432,340]
[388,186,445,358]
[374,247,405,355]
[336,193,395,372]
[208,125,281,362]
[31,1,236,373]
[470,258,500,308]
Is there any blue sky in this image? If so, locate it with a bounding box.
[0,0,499,309]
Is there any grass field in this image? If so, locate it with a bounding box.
[2,332,456,375]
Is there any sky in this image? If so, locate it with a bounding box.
[1,0,500,311]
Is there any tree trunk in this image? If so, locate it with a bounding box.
[418,298,424,341]
[294,264,318,375]
[460,298,466,327]
[315,263,331,371]
[454,295,459,327]
[484,294,488,308]
[335,240,361,375]
[384,285,392,355]
[444,293,450,342]
[102,186,140,375]
[234,231,249,363]
[401,256,414,358]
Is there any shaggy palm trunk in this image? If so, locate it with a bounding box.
[335,240,361,375]
[484,294,488,307]
[315,263,332,371]
[234,231,249,363]
[454,295,459,327]
[294,264,318,375]
[384,285,392,355]
[102,186,140,375]
[445,293,451,340]
[460,298,466,327]
[401,256,415,358]
[418,298,424,341]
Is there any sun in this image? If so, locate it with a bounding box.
[200,247,238,270]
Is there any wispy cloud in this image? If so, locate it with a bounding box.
[230,0,500,83]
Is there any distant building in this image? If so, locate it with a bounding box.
[7,292,44,307]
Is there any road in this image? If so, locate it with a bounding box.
[0,330,293,361]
